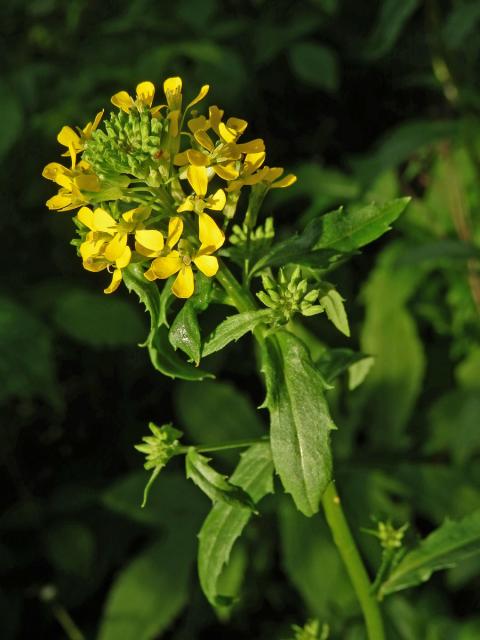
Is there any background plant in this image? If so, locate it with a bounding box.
[2,1,480,639]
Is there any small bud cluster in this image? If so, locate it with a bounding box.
[376,520,409,550]
[135,422,182,472]
[230,217,275,248]
[257,267,324,323]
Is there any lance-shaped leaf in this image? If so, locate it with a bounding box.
[169,301,202,365]
[319,288,350,337]
[261,331,334,516]
[198,443,274,608]
[379,508,480,598]
[202,309,273,357]
[314,198,410,253]
[149,327,212,380]
[123,263,161,337]
[186,448,256,510]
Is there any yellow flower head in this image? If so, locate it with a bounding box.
[111,81,159,114]
[57,110,104,168]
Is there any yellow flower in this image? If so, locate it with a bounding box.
[177,165,225,250]
[111,81,161,115]
[144,236,220,299]
[42,161,100,211]
[135,216,183,259]
[57,110,104,168]
[227,164,297,192]
[77,205,151,294]
[163,77,210,138]
[174,106,265,181]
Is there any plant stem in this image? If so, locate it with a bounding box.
[215,261,257,313]
[322,482,385,640]
[177,436,269,455]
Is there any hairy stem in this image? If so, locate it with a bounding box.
[322,482,385,640]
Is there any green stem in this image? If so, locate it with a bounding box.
[215,261,257,313]
[177,436,269,455]
[322,482,385,640]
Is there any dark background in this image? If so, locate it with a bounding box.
[2,1,480,638]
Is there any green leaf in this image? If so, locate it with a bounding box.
[279,498,355,617]
[250,210,347,277]
[123,263,161,335]
[169,301,202,364]
[261,331,334,516]
[53,289,145,347]
[314,198,410,253]
[98,533,194,640]
[101,470,206,529]
[443,2,480,49]
[359,242,426,446]
[319,288,350,337]
[202,309,272,357]
[0,296,59,406]
[364,0,419,60]
[44,521,95,579]
[185,448,256,510]
[379,509,480,598]
[198,443,274,607]
[149,326,213,380]
[289,41,339,92]
[175,380,264,447]
[316,348,373,387]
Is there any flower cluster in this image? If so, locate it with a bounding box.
[43,78,296,297]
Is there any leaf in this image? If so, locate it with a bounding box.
[319,288,350,337]
[175,380,264,447]
[0,79,23,160]
[169,301,201,364]
[364,0,419,60]
[250,209,346,277]
[359,243,426,446]
[261,331,334,516]
[316,348,373,386]
[123,263,161,335]
[289,41,339,92]
[279,498,355,617]
[443,2,480,49]
[314,198,410,253]
[379,509,480,598]
[97,533,194,640]
[198,443,274,607]
[185,448,256,510]
[202,309,272,357]
[149,326,213,380]
[101,470,207,529]
[0,296,59,406]
[53,289,146,347]
[395,240,480,267]
[44,521,95,579]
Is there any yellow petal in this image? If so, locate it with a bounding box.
[271,174,297,189]
[116,245,132,269]
[218,122,237,143]
[264,167,284,183]
[193,254,218,277]
[244,152,266,174]
[188,115,208,133]
[104,233,128,262]
[57,126,81,149]
[144,267,157,281]
[235,139,265,154]
[122,205,151,224]
[55,172,73,189]
[46,194,73,210]
[206,188,226,211]
[226,117,248,135]
[172,265,194,298]
[93,208,117,232]
[194,129,215,152]
[177,197,195,213]
[198,212,225,250]
[167,110,180,137]
[91,109,104,132]
[174,151,189,166]
[75,174,101,192]
[163,77,182,109]
[135,229,164,252]
[208,106,224,134]
[104,269,123,294]
[42,162,68,181]
[151,251,182,279]
[111,90,135,113]
[187,165,208,197]
[213,163,239,180]
[77,206,95,230]
[186,149,208,166]
[136,81,155,107]
[167,217,183,247]
[186,84,209,111]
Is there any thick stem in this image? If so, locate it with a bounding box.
[322,482,385,640]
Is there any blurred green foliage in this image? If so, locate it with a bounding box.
[2,0,480,638]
